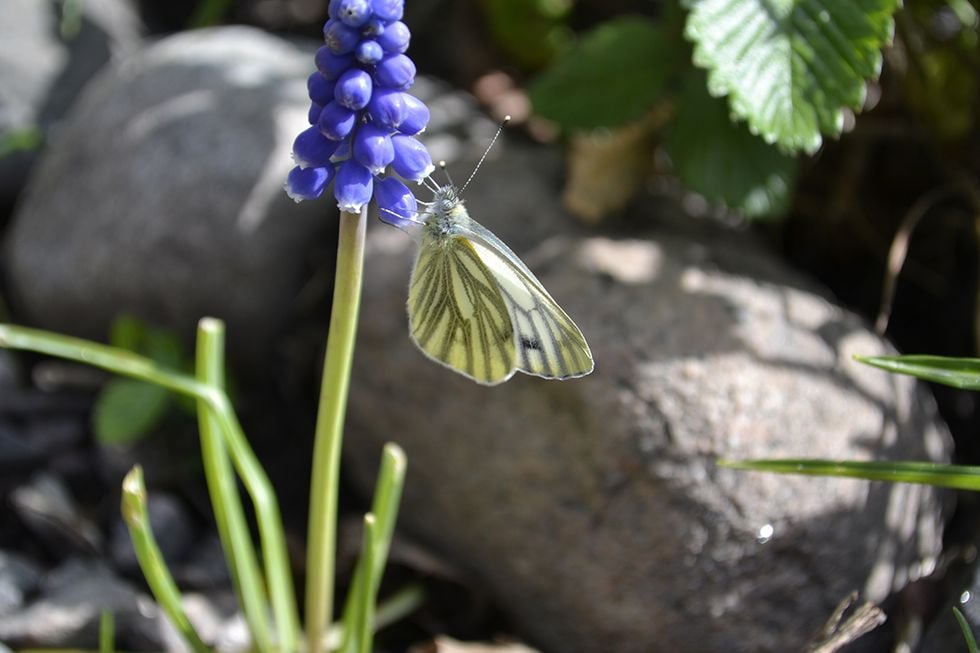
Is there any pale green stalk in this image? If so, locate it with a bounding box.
[98,610,114,653]
[121,467,209,653]
[305,207,368,653]
[340,444,406,653]
[353,515,378,653]
[195,320,274,651]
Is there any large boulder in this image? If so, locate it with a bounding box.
[0,0,141,206]
[3,26,330,373]
[344,141,951,653]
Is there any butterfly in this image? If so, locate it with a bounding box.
[405,182,594,385]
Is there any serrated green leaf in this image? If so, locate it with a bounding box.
[685,0,901,153]
[668,70,798,218]
[721,458,980,490]
[856,355,980,390]
[530,17,674,130]
[94,379,171,445]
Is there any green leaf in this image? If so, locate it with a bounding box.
[954,607,979,653]
[668,69,798,218]
[94,379,171,445]
[856,355,980,390]
[720,458,980,491]
[684,0,901,153]
[530,17,674,130]
[480,0,574,70]
[109,315,146,352]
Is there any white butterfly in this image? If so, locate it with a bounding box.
[406,182,594,385]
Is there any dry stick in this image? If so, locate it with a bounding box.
[875,185,959,335]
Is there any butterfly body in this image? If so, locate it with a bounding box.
[407,184,593,386]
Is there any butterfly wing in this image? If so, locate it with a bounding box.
[461,220,594,380]
[407,231,518,385]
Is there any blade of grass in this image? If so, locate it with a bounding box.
[721,458,980,490]
[954,607,979,653]
[324,583,426,652]
[99,610,114,653]
[339,444,406,653]
[195,320,274,651]
[198,320,300,652]
[121,467,209,653]
[856,354,980,390]
[354,515,378,653]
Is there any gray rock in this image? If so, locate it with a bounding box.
[0,558,164,648]
[111,491,194,576]
[4,27,333,374]
[0,0,141,202]
[343,142,951,653]
[10,473,102,557]
[0,550,42,615]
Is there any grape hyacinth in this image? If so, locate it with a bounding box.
[285,0,434,229]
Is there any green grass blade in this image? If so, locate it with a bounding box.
[197,320,299,653]
[855,355,980,390]
[195,321,273,652]
[954,607,979,653]
[99,610,114,653]
[0,324,207,398]
[354,515,378,653]
[720,458,980,491]
[121,467,209,653]
[339,443,407,653]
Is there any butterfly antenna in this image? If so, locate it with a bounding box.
[460,115,511,194]
[439,160,455,188]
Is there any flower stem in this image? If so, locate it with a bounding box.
[305,207,368,653]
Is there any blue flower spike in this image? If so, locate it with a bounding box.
[286,0,430,225]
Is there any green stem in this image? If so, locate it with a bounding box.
[353,515,378,653]
[99,610,114,653]
[305,207,368,653]
[121,467,209,653]
[339,444,406,653]
[195,320,274,652]
[209,392,301,651]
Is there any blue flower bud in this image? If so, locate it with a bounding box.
[334,68,373,110]
[353,124,395,175]
[363,17,385,36]
[397,93,429,135]
[375,54,415,89]
[308,102,323,125]
[375,176,417,229]
[391,134,434,181]
[317,101,357,140]
[372,0,404,22]
[286,165,334,202]
[335,159,374,212]
[293,126,341,168]
[323,19,360,54]
[355,40,384,65]
[377,21,410,54]
[315,46,355,80]
[366,87,406,128]
[335,0,372,27]
[307,72,336,106]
